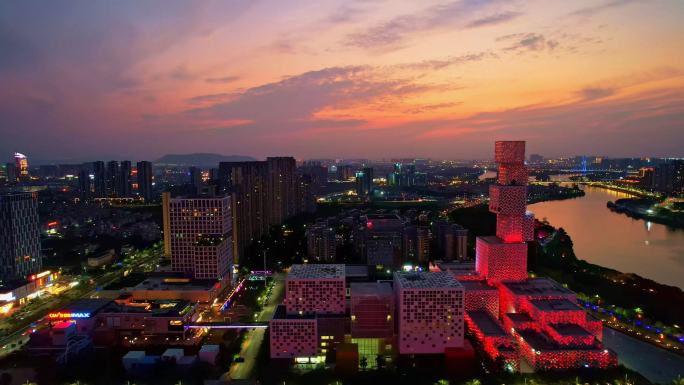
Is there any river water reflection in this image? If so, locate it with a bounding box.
[529,186,684,289]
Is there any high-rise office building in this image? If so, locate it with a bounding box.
[306,220,336,262]
[672,160,684,193]
[529,154,544,164]
[189,166,202,193]
[217,158,299,265]
[388,163,419,187]
[167,195,232,280]
[355,167,373,197]
[4,163,17,184]
[358,214,404,268]
[77,169,91,201]
[92,161,106,198]
[0,192,42,282]
[404,224,431,262]
[161,192,172,258]
[106,161,119,197]
[296,173,317,214]
[300,163,328,187]
[13,153,29,179]
[433,221,469,261]
[136,161,153,202]
[219,161,270,264]
[267,157,298,224]
[118,160,132,197]
[336,165,354,181]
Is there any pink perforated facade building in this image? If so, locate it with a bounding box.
[283,264,346,315]
[459,141,617,371]
[394,271,464,354]
[271,264,346,360]
[269,306,318,359]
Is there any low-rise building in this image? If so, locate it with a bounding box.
[394,271,465,354]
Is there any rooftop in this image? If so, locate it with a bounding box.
[130,276,220,292]
[345,265,370,279]
[55,299,111,315]
[436,261,476,274]
[518,329,602,351]
[461,280,497,291]
[362,214,402,220]
[505,312,535,324]
[394,271,463,289]
[549,323,593,337]
[272,304,315,320]
[101,300,193,317]
[477,235,505,244]
[350,282,393,297]
[288,264,345,280]
[529,298,582,312]
[501,278,574,297]
[468,310,507,336]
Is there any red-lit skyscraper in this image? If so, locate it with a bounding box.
[476,141,532,284]
[459,141,617,371]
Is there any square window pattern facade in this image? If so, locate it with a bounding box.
[270,318,317,359]
[475,237,528,284]
[284,264,346,315]
[0,192,42,281]
[168,196,232,280]
[394,272,465,354]
[462,142,617,371]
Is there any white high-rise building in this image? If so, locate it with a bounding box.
[167,195,232,280]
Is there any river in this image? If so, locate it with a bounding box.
[529,186,684,290]
[603,328,684,384]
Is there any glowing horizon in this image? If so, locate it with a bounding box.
[1,0,683,161]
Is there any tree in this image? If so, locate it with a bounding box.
[0,373,11,385]
[375,355,386,369]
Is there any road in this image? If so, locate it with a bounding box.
[604,327,684,384]
[0,246,161,357]
[224,272,285,380]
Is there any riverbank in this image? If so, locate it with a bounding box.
[449,203,684,354]
[608,198,684,229]
[532,220,684,356]
[529,186,684,290]
[528,184,585,204]
[579,182,662,199]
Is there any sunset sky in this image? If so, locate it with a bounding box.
[1,0,683,161]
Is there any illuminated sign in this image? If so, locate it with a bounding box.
[48,312,91,319]
[0,292,16,302]
[29,270,52,281]
[36,270,51,279]
[163,278,190,283]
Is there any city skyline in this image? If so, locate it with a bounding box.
[2,0,684,160]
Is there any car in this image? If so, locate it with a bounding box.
[233,357,245,363]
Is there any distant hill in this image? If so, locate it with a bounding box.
[156,153,256,166]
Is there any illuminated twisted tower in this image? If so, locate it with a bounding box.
[476,141,533,284]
